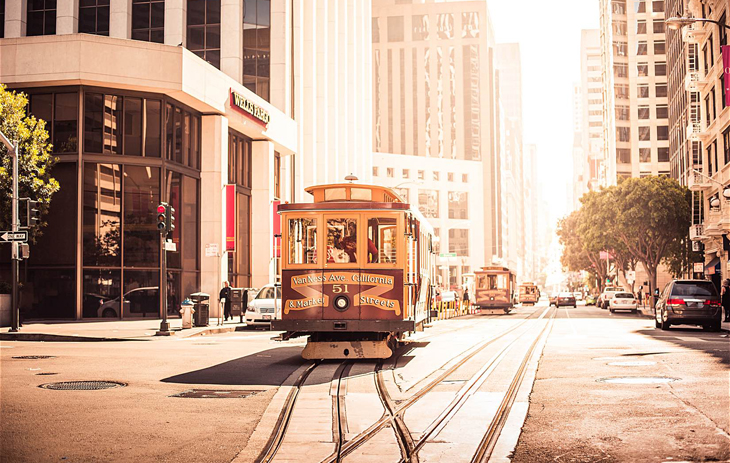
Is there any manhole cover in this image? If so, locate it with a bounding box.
[13,355,56,359]
[36,372,58,376]
[608,361,657,366]
[597,377,678,384]
[171,389,261,399]
[39,381,126,390]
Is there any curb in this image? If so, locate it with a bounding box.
[0,324,248,342]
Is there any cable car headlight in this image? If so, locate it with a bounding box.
[334,295,350,312]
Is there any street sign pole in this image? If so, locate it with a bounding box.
[1,130,21,332]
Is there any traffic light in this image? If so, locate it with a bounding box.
[166,205,175,234]
[27,200,40,228]
[157,203,168,233]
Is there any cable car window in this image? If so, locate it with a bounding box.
[367,217,397,263]
[327,218,357,263]
[351,188,373,200]
[324,188,347,201]
[288,217,317,264]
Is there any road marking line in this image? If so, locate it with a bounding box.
[675,336,708,343]
[564,308,578,336]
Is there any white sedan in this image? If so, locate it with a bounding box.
[609,292,638,313]
[245,284,281,327]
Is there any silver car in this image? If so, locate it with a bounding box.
[245,284,282,327]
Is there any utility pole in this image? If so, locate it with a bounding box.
[1,131,20,332]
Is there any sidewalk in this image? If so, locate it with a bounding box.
[0,317,247,342]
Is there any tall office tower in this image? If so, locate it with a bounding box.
[371,0,499,288]
[0,0,372,320]
[495,43,526,279]
[599,0,671,184]
[523,144,539,282]
[572,82,584,211]
[573,29,604,205]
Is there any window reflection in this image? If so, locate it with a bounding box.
[83,269,121,318]
[461,12,478,38]
[123,165,160,267]
[367,217,397,264]
[327,218,357,263]
[122,270,159,317]
[288,217,317,264]
[83,163,122,266]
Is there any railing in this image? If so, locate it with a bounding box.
[682,21,708,43]
[689,223,705,241]
[685,71,706,92]
[686,121,702,141]
[687,171,711,191]
[431,300,474,320]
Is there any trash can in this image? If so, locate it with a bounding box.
[179,299,195,329]
[230,288,243,319]
[190,292,210,327]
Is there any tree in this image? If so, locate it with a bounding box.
[608,176,691,296]
[0,84,59,239]
[557,210,606,291]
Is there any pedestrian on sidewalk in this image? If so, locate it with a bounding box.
[636,290,643,308]
[721,279,730,322]
[219,281,232,321]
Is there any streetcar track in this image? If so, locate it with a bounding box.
[333,362,354,462]
[325,305,552,462]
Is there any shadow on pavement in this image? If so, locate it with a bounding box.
[161,344,416,386]
[635,326,729,365]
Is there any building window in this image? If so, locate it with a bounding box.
[612,19,627,35]
[372,17,380,43]
[372,166,379,177]
[243,0,270,100]
[402,168,410,179]
[653,19,665,33]
[638,84,649,98]
[27,0,56,36]
[132,0,164,43]
[462,173,468,183]
[387,16,404,42]
[448,191,468,219]
[637,63,649,77]
[612,0,627,15]
[723,127,730,165]
[448,229,468,256]
[418,170,425,180]
[651,0,663,12]
[637,105,650,119]
[657,126,669,140]
[418,189,439,218]
[656,84,667,97]
[616,105,630,120]
[79,0,110,35]
[617,148,631,163]
[273,152,281,199]
[636,19,646,33]
[227,130,252,188]
[386,167,394,178]
[639,126,651,141]
[637,41,647,55]
[658,147,670,162]
[433,171,439,181]
[639,148,651,162]
[654,42,665,55]
[615,84,630,99]
[187,0,221,68]
[412,14,429,41]
[447,172,454,182]
[656,104,668,119]
[617,126,631,142]
[614,63,628,77]
[0,0,5,37]
[613,41,628,56]
[634,1,645,13]
[30,92,79,154]
[655,62,666,76]
[720,14,727,47]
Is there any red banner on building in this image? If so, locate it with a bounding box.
[273,200,281,258]
[724,46,730,106]
[225,185,236,251]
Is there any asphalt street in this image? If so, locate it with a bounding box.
[1,302,728,462]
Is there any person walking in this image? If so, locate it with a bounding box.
[636,290,643,308]
[240,288,249,323]
[219,281,232,322]
[721,279,730,323]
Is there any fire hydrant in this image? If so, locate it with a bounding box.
[180,299,195,329]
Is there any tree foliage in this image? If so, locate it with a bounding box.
[0,84,59,239]
[559,176,691,296]
[556,209,606,291]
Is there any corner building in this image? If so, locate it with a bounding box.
[0,0,372,322]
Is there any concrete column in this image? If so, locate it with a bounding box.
[251,141,275,288]
[109,0,132,38]
[4,0,27,37]
[200,115,228,318]
[270,0,292,116]
[56,0,79,34]
[164,0,185,46]
[220,0,242,81]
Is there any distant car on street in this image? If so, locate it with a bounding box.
[585,294,597,306]
[609,292,638,313]
[598,287,625,310]
[245,284,281,327]
[556,293,577,308]
[549,293,559,306]
[654,280,723,331]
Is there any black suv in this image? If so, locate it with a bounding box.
[654,280,723,331]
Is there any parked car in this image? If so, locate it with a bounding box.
[573,291,584,301]
[549,293,559,307]
[98,287,158,318]
[556,292,577,308]
[609,292,638,313]
[245,284,281,327]
[440,290,457,303]
[598,287,625,310]
[654,280,723,331]
[585,294,597,306]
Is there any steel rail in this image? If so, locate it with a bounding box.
[470,307,556,463]
[255,361,321,463]
[332,361,353,462]
[326,305,551,462]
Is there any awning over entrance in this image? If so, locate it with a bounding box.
[704,256,720,275]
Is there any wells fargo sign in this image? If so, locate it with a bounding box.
[230,90,270,127]
[284,271,401,315]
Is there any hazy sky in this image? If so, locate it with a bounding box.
[487,0,600,221]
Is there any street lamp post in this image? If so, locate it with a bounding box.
[665,16,730,31]
[0,131,20,332]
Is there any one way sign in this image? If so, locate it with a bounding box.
[0,231,29,243]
